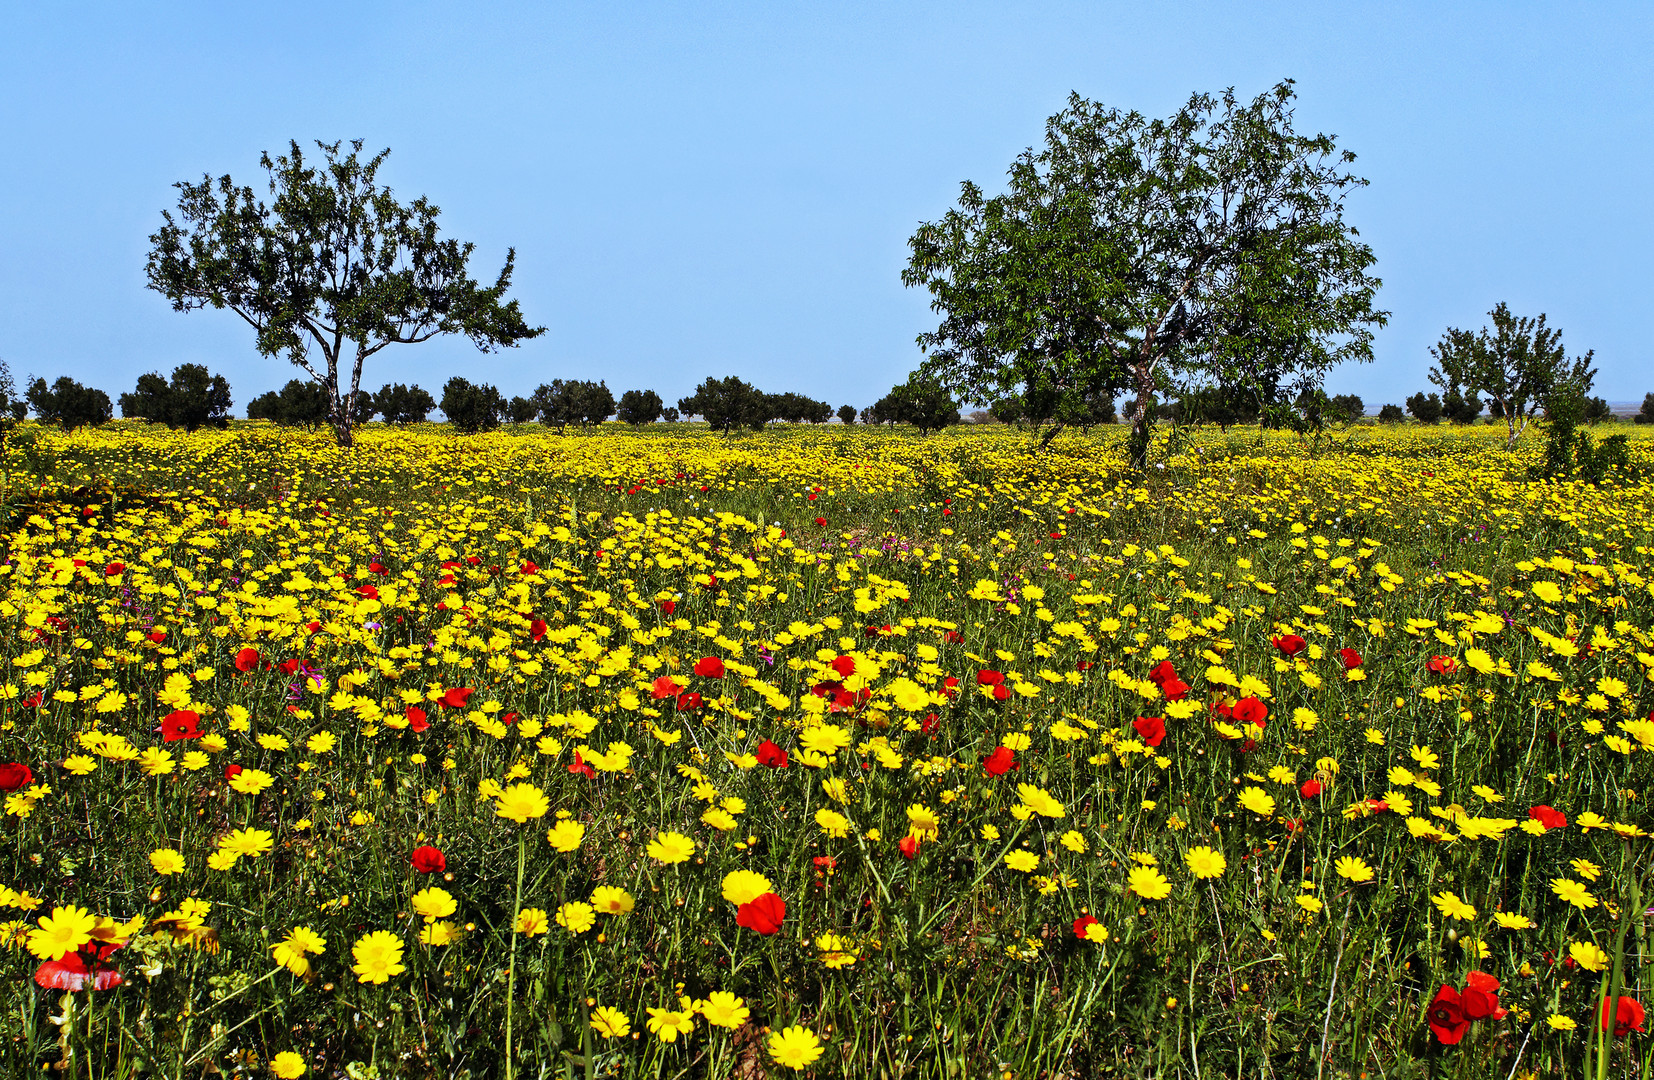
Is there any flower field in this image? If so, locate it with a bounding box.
[2,420,1653,1078]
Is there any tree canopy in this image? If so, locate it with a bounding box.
[145,139,544,446]
[902,81,1386,463]
[1428,303,1595,447]
[118,364,233,431]
[27,377,112,430]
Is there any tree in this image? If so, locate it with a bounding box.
[1406,392,1442,425]
[902,81,1385,464]
[1442,388,1482,425]
[678,377,772,433]
[0,359,25,432]
[440,377,505,434]
[248,379,329,426]
[1583,396,1612,424]
[533,380,615,429]
[1328,394,1364,423]
[875,374,961,433]
[1427,303,1596,447]
[506,396,539,425]
[617,389,664,426]
[1635,393,1654,425]
[836,404,857,425]
[374,383,436,425]
[660,406,681,423]
[145,139,544,447]
[1377,403,1404,424]
[119,363,233,430]
[27,377,112,430]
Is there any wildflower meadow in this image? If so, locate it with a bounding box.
[1,420,1652,1079]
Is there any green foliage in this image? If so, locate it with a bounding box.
[440,376,505,434]
[373,383,435,425]
[902,80,1386,464]
[247,380,329,427]
[867,375,961,435]
[1406,391,1442,425]
[1584,396,1613,424]
[1442,387,1482,426]
[1377,403,1404,424]
[616,389,664,426]
[836,404,858,425]
[25,376,112,430]
[532,380,616,429]
[118,363,233,431]
[1428,303,1595,447]
[1531,381,1634,483]
[145,139,543,445]
[677,376,771,433]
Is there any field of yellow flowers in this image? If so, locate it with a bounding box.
[1,420,1652,1079]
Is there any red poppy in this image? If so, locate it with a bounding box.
[1460,971,1504,1020]
[406,707,430,732]
[675,691,704,712]
[693,656,726,679]
[234,647,261,672]
[1232,697,1268,729]
[440,687,474,709]
[1271,634,1307,656]
[735,892,785,935]
[1132,716,1166,748]
[1300,778,1323,798]
[755,740,789,768]
[1148,660,1179,686]
[35,951,123,991]
[942,676,960,700]
[1602,996,1646,1037]
[103,562,125,577]
[277,658,302,675]
[410,846,446,874]
[160,710,203,742]
[1528,804,1567,831]
[831,655,856,678]
[147,630,167,643]
[1338,647,1363,669]
[990,683,1010,701]
[1161,678,1189,701]
[814,516,827,527]
[920,712,940,736]
[980,746,1017,776]
[1072,914,1102,940]
[659,599,676,616]
[569,752,596,779]
[529,619,547,641]
[651,675,684,700]
[944,630,964,644]
[1426,655,1459,675]
[519,561,539,575]
[976,670,1005,686]
[368,561,388,575]
[20,693,41,709]
[1426,985,1469,1044]
[898,834,920,859]
[0,763,33,791]
[223,764,243,781]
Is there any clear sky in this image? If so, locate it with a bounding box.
[1,1,1649,413]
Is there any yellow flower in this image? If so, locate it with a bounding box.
[547,819,585,852]
[270,1051,308,1078]
[591,1005,630,1039]
[306,732,336,754]
[351,930,406,984]
[1431,891,1477,921]
[220,828,274,860]
[721,870,773,905]
[816,932,860,968]
[410,886,457,923]
[419,921,457,946]
[515,908,549,936]
[905,803,941,839]
[769,1025,825,1069]
[271,926,327,975]
[1185,846,1227,880]
[229,768,275,795]
[1547,1014,1577,1031]
[138,747,175,776]
[149,849,186,876]
[799,724,851,755]
[27,905,96,961]
[697,990,751,1029]
[815,808,851,838]
[590,886,635,915]
[1127,866,1172,900]
[1493,912,1533,930]
[1059,830,1088,853]
[1570,858,1601,882]
[644,998,697,1043]
[1295,894,1324,915]
[1334,856,1374,884]
[556,901,596,934]
[1015,783,1065,819]
[1003,849,1040,872]
[1550,878,1598,911]
[1237,786,1276,817]
[647,831,695,864]
[494,782,550,823]
[1568,940,1609,972]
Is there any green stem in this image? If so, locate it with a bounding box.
[505,830,526,1080]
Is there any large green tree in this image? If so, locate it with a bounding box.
[1427,303,1595,448]
[902,81,1386,463]
[145,139,544,446]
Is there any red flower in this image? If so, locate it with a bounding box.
[519,560,539,575]
[103,562,125,577]
[0,763,33,791]
[1602,996,1646,1037]
[160,710,203,742]
[1461,971,1504,1020]
[147,630,167,643]
[569,752,596,779]
[1271,634,1307,656]
[357,584,379,600]
[1528,804,1568,831]
[981,746,1017,776]
[976,670,1005,685]
[368,561,388,575]
[1426,655,1459,675]
[675,691,704,712]
[406,707,430,732]
[234,647,262,672]
[1161,678,1189,701]
[1072,914,1102,940]
[898,834,920,860]
[440,687,474,709]
[651,675,684,700]
[990,683,1010,701]
[410,846,446,874]
[1132,716,1166,748]
[693,656,726,679]
[277,658,302,675]
[1232,697,1268,729]
[735,892,785,935]
[659,599,676,616]
[1300,778,1323,798]
[755,740,789,768]
[1426,985,1469,1044]
[223,764,243,781]
[831,655,856,678]
[1148,660,1179,686]
[35,951,122,991]
[1338,647,1363,669]
[944,630,964,644]
[814,516,827,527]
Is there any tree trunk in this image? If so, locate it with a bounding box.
[1126,363,1157,470]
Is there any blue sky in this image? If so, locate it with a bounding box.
[1,1,1649,413]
